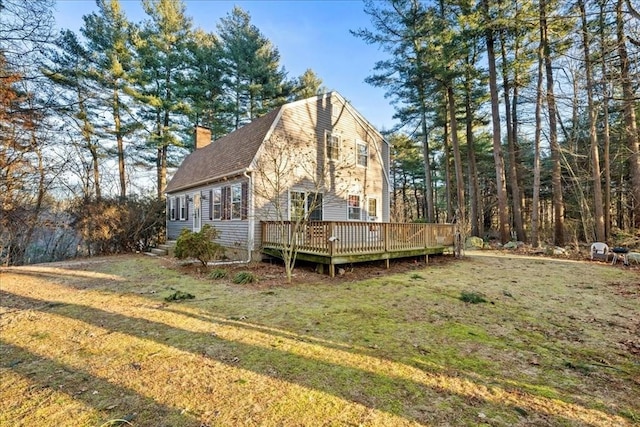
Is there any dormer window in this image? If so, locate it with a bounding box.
[325,131,341,161]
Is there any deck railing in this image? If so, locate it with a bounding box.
[261,221,456,255]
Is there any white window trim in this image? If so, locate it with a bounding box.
[356,140,368,168]
[211,188,222,220]
[169,197,176,221]
[347,194,361,221]
[289,191,305,221]
[367,197,378,221]
[325,130,341,162]
[289,191,324,221]
[231,183,242,220]
[179,195,186,221]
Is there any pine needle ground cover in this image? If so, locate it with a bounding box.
[1,253,638,426]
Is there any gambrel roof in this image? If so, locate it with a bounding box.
[165,92,386,194]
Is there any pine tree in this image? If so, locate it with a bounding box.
[293,69,326,100]
[354,0,440,222]
[183,29,227,140]
[44,29,103,200]
[81,0,138,199]
[217,6,289,129]
[133,0,193,198]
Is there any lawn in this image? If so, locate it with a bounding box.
[1,252,638,426]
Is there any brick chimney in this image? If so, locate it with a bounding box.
[194,126,212,149]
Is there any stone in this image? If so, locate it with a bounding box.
[466,236,484,249]
[503,241,518,250]
[626,252,640,265]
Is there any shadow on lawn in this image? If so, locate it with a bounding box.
[0,340,199,426]
[1,288,630,426]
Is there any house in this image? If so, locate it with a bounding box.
[165,92,391,261]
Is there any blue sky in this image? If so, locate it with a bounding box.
[53,0,396,131]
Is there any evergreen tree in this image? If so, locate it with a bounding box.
[183,29,227,140]
[293,69,326,100]
[217,6,289,129]
[354,0,440,222]
[81,0,139,199]
[133,0,193,198]
[45,30,103,200]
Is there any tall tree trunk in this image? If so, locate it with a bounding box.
[531,1,545,249]
[580,0,605,241]
[114,85,126,200]
[541,0,564,245]
[465,78,480,237]
[89,143,101,201]
[512,64,526,238]
[442,110,453,222]
[599,1,612,238]
[483,0,510,243]
[419,92,435,222]
[447,85,466,228]
[77,85,101,200]
[616,0,640,228]
[500,30,526,242]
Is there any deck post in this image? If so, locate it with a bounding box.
[329,221,335,277]
[383,223,389,252]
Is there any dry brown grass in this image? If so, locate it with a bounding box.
[1,252,638,426]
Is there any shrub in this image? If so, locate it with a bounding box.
[209,268,227,279]
[164,290,195,302]
[232,271,256,284]
[70,196,166,256]
[174,224,224,267]
[459,291,487,304]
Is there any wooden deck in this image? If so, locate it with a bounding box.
[261,221,458,276]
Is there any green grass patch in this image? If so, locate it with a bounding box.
[1,252,638,427]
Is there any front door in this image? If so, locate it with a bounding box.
[192,192,201,232]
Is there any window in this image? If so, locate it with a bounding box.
[325,131,340,161]
[231,184,242,220]
[348,194,361,220]
[290,191,323,221]
[356,141,368,167]
[218,183,247,220]
[308,193,323,221]
[169,197,176,220]
[368,198,377,219]
[211,188,221,220]
[290,191,306,221]
[179,195,186,220]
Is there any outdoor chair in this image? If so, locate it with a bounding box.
[590,242,610,262]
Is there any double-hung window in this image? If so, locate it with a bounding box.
[290,191,306,221]
[211,188,221,220]
[325,131,340,161]
[290,191,323,221]
[169,197,176,220]
[368,198,377,220]
[347,194,361,220]
[179,195,186,220]
[356,140,368,167]
[231,184,242,220]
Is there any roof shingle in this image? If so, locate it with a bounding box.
[165,107,282,193]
